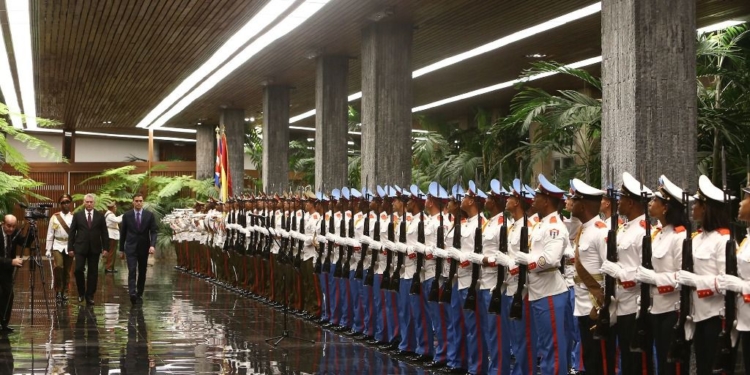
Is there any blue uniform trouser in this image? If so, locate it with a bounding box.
[361,270,374,337]
[480,289,500,374]
[446,282,468,370]
[339,273,351,327]
[386,289,399,342]
[531,292,569,375]
[459,287,488,375]
[428,278,449,363]
[567,287,582,371]
[409,277,434,357]
[372,273,387,342]
[349,270,363,332]
[319,272,329,321]
[500,294,538,375]
[328,263,341,324]
[397,278,415,352]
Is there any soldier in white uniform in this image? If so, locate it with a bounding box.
[600,172,655,374]
[568,178,615,374]
[514,174,570,375]
[45,193,75,302]
[103,201,122,273]
[675,175,735,374]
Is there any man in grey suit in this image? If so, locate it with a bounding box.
[120,194,157,305]
[67,193,109,305]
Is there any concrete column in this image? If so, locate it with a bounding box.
[262,85,290,192]
[601,0,696,190]
[221,108,246,195]
[195,125,215,180]
[315,55,349,191]
[360,22,413,190]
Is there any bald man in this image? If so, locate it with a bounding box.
[1,215,26,332]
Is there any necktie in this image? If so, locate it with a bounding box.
[3,235,8,258]
[136,212,141,229]
[87,211,92,228]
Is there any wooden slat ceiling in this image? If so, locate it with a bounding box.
[26,0,750,135]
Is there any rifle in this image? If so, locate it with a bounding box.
[712,149,737,373]
[428,204,445,302]
[289,206,297,267]
[488,210,508,314]
[389,209,406,291]
[667,191,693,363]
[440,198,461,304]
[594,167,618,339]
[324,209,335,273]
[364,214,380,286]
[382,208,395,289]
[510,171,529,320]
[344,210,355,276]
[631,180,653,353]
[334,211,346,278]
[410,210,425,295]
[295,208,304,269]
[356,205,369,280]
[463,215,482,310]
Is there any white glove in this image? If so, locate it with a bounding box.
[514,252,533,265]
[563,246,575,259]
[369,241,382,251]
[424,246,434,256]
[317,236,327,245]
[413,243,426,254]
[447,247,462,260]
[469,253,485,264]
[360,236,371,246]
[676,270,715,288]
[381,239,396,251]
[600,261,627,280]
[350,239,362,248]
[325,233,336,242]
[433,248,448,259]
[395,242,408,253]
[303,236,313,247]
[635,266,657,285]
[45,249,51,258]
[494,252,514,267]
[406,246,416,256]
[459,252,469,264]
[716,274,749,294]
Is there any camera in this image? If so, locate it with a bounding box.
[19,203,53,220]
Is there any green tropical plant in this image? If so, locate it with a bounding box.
[0,103,66,213]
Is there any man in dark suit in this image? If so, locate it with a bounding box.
[68,193,109,306]
[119,194,157,304]
[1,215,25,332]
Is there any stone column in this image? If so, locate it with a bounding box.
[360,22,413,190]
[262,85,290,192]
[221,108,246,195]
[601,0,696,190]
[195,125,215,180]
[315,55,349,192]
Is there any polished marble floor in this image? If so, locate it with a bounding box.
[0,258,438,374]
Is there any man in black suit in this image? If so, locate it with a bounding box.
[0,215,25,332]
[119,194,157,304]
[68,193,109,306]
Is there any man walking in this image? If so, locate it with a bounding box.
[104,201,122,273]
[120,194,157,305]
[68,193,109,306]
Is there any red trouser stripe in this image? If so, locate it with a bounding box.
[547,296,561,375]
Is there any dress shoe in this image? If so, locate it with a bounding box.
[344,330,359,336]
[408,354,431,363]
[78,297,84,304]
[389,350,411,357]
[110,269,118,273]
[425,361,447,369]
[86,298,95,306]
[442,367,467,374]
[61,294,69,301]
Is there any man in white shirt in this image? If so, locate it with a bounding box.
[104,201,122,273]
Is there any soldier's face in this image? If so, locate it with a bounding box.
[692,201,704,222]
[739,193,750,222]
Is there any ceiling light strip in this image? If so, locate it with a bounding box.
[0,24,23,129]
[135,0,296,129]
[412,56,602,112]
[147,0,331,129]
[6,0,37,129]
[76,131,196,142]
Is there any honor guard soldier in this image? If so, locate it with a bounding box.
[599,172,655,374]
[514,174,570,375]
[675,175,735,373]
[104,201,122,273]
[356,188,377,340]
[299,190,322,320]
[345,188,366,336]
[46,193,75,302]
[568,177,615,374]
[423,182,450,369]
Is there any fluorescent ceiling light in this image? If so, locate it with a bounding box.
[136,0,295,129]
[412,3,601,78]
[157,127,197,134]
[6,0,37,129]
[289,126,316,132]
[288,3,601,124]
[0,24,23,129]
[26,128,62,134]
[412,129,429,133]
[697,20,745,34]
[148,0,330,129]
[413,56,602,112]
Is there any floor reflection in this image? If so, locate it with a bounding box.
[0,261,436,374]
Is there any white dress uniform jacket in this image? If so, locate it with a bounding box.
[691,229,729,322]
[46,212,74,253]
[527,212,569,301]
[648,225,686,314]
[573,216,608,317]
[612,215,647,316]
